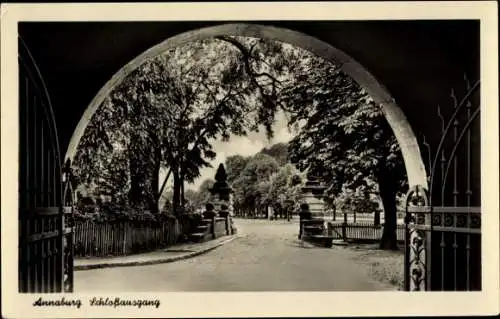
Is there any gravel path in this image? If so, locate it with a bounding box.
[74,219,395,292]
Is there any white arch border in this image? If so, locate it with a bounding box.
[65,23,428,189]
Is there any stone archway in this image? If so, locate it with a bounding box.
[64,23,428,190]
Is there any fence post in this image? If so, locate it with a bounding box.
[327,222,333,237]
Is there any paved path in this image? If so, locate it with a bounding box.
[74,219,395,292]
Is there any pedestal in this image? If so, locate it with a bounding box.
[208,163,235,233]
[298,180,333,247]
[301,180,327,219]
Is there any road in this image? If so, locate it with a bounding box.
[74,219,394,292]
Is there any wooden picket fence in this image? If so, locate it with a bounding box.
[329,222,405,243]
[73,219,185,257]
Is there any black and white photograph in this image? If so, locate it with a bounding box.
[1,1,498,318]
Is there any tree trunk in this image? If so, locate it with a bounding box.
[157,169,172,201]
[378,172,399,250]
[172,168,181,216]
[180,174,185,209]
[178,155,186,212]
[128,109,147,211]
[149,146,161,214]
[128,152,144,209]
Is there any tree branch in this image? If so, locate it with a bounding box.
[156,168,172,201]
[215,36,283,98]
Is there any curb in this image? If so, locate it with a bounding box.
[74,235,241,271]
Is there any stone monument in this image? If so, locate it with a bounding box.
[298,178,330,246]
[300,179,327,218]
[209,164,233,217]
[202,203,216,220]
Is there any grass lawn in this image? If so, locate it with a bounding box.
[340,243,405,290]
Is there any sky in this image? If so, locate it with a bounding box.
[158,110,294,192]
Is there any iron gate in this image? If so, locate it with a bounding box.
[404,76,481,291]
[18,37,74,293]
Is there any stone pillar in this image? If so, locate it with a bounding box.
[301,180,327,218]
[299,179,327,239]
[209,163,233,217]
[298,203,312,239]
[202,203,216,220]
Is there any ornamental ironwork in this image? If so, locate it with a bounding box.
[404,74,481,291]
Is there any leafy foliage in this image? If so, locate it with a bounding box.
[73,35,409,250]
[225,155,250,185]
[260,142,289,166]
[231,153,280,211]
[215,145,305,216]
[190,179,215,210]
[282,52,407,249]
[260,163,305,213]
[72,37,295,215]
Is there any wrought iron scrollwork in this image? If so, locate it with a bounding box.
[429,75,480,206]
[405,74,481,291]
[62,159,75,293]
[404,185,429,291]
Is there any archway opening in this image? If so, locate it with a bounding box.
[68,24,429,291]
[65,23,427,189]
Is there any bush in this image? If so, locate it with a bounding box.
[73,204,177,226]
[74,200,96,217]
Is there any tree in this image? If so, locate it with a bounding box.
[73,35,407,243]
[283,55,407,250]
[139,38,306,215]
[159,188,174,215]
[263,163,305,217]
[232,153,280,216]
[260,143,289,166]
[107,43,218,214]
[188,37,406,244]
[225,155,250,185]
[335,186,380,216]
[91,38,293,216]
[191,179,215,210]
[182,189,201,213]
[95,58,180,213]
[73,36,300,217]
[72,97,132,212]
